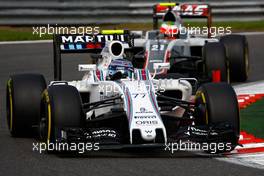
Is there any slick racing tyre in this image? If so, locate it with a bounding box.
[40,85,84,144]
[220,35,249,82]
[195,83,239,153]
[6,74,46,137]
[203,42,229,83]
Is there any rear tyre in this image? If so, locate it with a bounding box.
[195,83,240,153]
[220,35,249,82]
[203,42,229,82]
[40,85,84,144]
[6,74,46,137]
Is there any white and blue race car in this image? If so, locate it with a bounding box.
[6,30,240,153]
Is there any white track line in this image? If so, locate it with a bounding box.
[233,80,264,95]
[238,32,264,36]
[235,143,264,149]
[217,153,264,170]
[217,154,264,170]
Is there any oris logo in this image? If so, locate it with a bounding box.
[135,121,158,125]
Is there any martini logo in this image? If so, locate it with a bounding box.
[61,35,126,43]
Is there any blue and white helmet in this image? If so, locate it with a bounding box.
[108,59,134,79]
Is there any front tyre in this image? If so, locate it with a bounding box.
[6,74,46,137]
[195,83,240,153]
[40,85,84,145]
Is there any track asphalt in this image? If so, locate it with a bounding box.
[0,34,263,176]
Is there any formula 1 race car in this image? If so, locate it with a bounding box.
[133,2,249,83]
[6,30,240,153]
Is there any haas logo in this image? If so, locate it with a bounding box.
[180,4,208,16]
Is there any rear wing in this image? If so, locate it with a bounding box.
[153,2,212,38]
[53,30,134,80]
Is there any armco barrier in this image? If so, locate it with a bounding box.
[0,0,263,25]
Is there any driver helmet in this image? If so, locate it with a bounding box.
[160,11,181,39]
[108,59,134,79]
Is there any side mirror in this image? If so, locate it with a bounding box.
[153,63,170,70]
[78,64,96,72]
[153,63,170,79]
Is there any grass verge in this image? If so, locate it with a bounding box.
[240,97,264,139]
[0,27,52,41]
[0,21,264,41]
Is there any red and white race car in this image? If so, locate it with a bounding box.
[133,2,249,84]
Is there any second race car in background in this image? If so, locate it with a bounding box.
[132,2,249,84]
